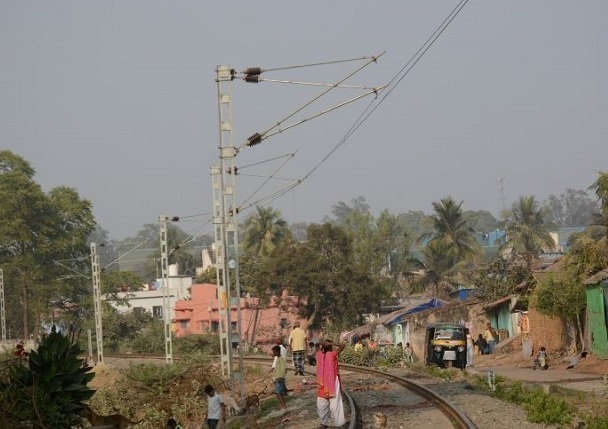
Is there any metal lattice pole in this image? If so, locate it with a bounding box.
[159,216,173,364]
[213,65,245,401]
[0,268,6,345]
[90,243,104,363]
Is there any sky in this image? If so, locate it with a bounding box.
[1,1,607,241]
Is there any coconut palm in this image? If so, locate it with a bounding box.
[422,197,480,262]
[501,195,555,270]
[408,240,458,296]
[242,206,291,257]
[589,170,608,246]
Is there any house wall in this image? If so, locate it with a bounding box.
[527,306,565,355]
[173,283,310,347]
[586,284,608,358]
[398,301,488,362]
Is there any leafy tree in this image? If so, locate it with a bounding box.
[242,206,291,257]
[100,308,163,353]
[374,210,413,289]
[289,221,309,242]
[542,188,599,227]
[463,209,500,234]
[252,223,386,329]
[465,257,531,302]
[327,196,371,226]
[0,151,96,339]
[400,210,433,244]
[122,222,209,281]
[502,196,555,271]
[533,271,586,351]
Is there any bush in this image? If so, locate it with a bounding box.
[0,331,95,428]
[492,380,573,427]
[339,345,404,367]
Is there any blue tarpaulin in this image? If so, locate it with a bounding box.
[387,298,445,325]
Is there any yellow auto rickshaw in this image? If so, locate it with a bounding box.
[424,323,468,370]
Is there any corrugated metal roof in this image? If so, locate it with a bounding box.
[583,268,608,285]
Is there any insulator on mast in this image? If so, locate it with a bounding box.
[246,132,263,147]
[244,74,260,83]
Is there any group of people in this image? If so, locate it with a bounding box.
[185,322,346,428]
[473,322,498,355]
[270,322,346,427]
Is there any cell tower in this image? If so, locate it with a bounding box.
[497,176,507,215]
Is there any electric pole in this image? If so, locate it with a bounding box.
[90,243,104,363]
[212,65,245,401]
[159,215,173,364]
[0,268,6,346]
[211,58,383,401]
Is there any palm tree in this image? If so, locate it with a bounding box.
[422,197,480,262]
[589,170,608,246]
[242,206,291,257]
[408,240,458,296]
[501,195,555,270]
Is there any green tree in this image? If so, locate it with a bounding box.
[422,197,480,263]
[502,196,555,270]
[589,170,608,246]
[123,221,207,281]
[466,257,531,302]
[253,223,385,329]
[327,196,371,226]
[542,188,599,227]
[408,240,457,296]
[534,270,586,351]
[463,209,500,234]
[0,151,96,339]
[242,206,291,257]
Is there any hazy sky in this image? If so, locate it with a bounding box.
[2,1,606,240]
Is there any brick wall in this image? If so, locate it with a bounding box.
[527,307,565,354]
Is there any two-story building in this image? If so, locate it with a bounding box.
[173,283,310,348]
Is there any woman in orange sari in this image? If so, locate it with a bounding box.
[315,339,346,428]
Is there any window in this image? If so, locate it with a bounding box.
[180,320,188,330]
[152,306,163,319]
[211,321,219,333]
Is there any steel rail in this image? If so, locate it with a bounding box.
[101,354,476,428]
[339,363,477,429]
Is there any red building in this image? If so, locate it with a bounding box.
[173,283,311,347]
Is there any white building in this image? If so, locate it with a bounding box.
[108,264,193,319]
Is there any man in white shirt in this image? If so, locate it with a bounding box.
[204,384,226,429]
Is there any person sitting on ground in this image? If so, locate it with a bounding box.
[533,346,549,370]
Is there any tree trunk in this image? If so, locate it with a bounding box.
[575,312,585,353]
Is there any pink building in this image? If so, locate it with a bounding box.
[173,283,311,347]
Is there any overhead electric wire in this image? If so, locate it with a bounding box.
[280,0,470,187]
[236,53,385,152]
[250,55,380,73]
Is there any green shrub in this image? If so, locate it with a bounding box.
[0,331,95,428]
[492,380,573,427]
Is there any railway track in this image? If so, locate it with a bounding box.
[102,354,476,428]
[233,356,476,428]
